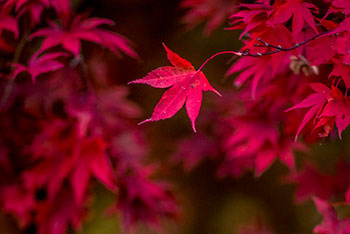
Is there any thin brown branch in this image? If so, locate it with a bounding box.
[241,30,333,57]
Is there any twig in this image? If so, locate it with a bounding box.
[197,30,332,71]
[245,30,332,57]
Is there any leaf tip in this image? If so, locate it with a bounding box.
[209,87,222,97]
[128,79,140,85]
[138,118,151,126]
[162,42,168,51]
[294,135,299,142]
[191,122,197,133]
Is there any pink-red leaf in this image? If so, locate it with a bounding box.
[130,44,220,132]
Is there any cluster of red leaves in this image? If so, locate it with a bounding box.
[131,0,350,232]
[0,0,179,233]
[3,0,350,233]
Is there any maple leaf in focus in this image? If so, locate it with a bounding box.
[286,83,330,140]
[269,0,318,37]
[11,51,67,83]
[181,0,237,35]
[313,197,350,234]
[30,15,137,58]
[129,43,221,132]
[287,83,350,140]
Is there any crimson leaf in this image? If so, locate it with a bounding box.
[129,43,221,132]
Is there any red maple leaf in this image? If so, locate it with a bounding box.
[286,161,350,203]
[171,134,219,171]
[228,1,274,39]
[286,83,330,140]
[129,43,221,132]
[11,51,67,83]
[29,120,116,203]
[0,8,18,39]
[333,0,350,14]
[325,0,350,18]
[4,0,50,27]
[181,0,237,35]
[35,188,87,234]
[287,83,350,140]
[305,35,336,65]
[269,0,318,37]
[30,15,137,58]
[70,137,116,204]
[330,58,350,88]
[0,184,35,228]
[112,167,179,229]
[313,197,350,234]
[227,24,293,97]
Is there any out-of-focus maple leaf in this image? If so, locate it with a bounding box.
[332,0,350,14]
[181,0,237,35]
[333,34,350,65]
[130,43,221,132]
[330,58,350,88]
[4,0,50,27]
[286,162,350,203]
[171,134,219,171]
[111,167,179,230]
[313,197,350,234]
[50,0,70,23]
[324,17,350,36]
[227,54,286,98]
[35,188,87,234]
[325,0,350,18]
[30,15,137,58]
[29,120,116,203]
[228,1,273,39]
[269,0,318,37]
[0,184,35,227]
[227,25,293,97]
[237,219,273,234]
[0,8,18,39]
[223,116,302,176]
[70,137,116,204]
[11,51,67,83]
[305,35,336,65]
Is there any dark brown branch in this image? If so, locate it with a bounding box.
[240,30,333,57]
